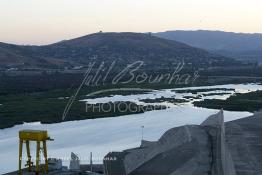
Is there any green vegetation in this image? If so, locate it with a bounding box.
[0,87,167,129]
[201,92,232,96]
[183,95,202,99]
[193,90,262,112]
[140,97,188,104]
[173,88,235,94]
[0,71,261,129]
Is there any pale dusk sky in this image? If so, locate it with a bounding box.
[0,0,262,45]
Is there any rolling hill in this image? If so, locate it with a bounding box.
[0,32,239,69]
[0,42,71,68]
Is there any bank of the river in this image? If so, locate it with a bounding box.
[1,83,262,174]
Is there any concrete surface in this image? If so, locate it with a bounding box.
[104,110,262,175]
[225,113,262,175]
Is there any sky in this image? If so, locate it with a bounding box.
[0,0,262,45]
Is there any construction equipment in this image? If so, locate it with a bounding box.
[18,130,53,175]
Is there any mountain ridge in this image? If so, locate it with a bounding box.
[0,32,239,69]
[154,30,262,62]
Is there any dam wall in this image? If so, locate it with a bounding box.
[104,109,237,175]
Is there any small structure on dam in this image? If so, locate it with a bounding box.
[10,130,103,175]
[18,130,53,175]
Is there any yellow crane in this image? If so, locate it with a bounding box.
[18,130,53,175]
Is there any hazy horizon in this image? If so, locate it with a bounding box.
[1,0,262,45]
[2,29,262,46]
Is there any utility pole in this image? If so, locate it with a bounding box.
[90,152,93,172]
[141,126,144,141]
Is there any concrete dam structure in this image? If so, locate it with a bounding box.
[104,110,262,175]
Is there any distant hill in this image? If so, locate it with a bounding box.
[154,30,262,62]
[0,43,70,68]
[0,32,238,69]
